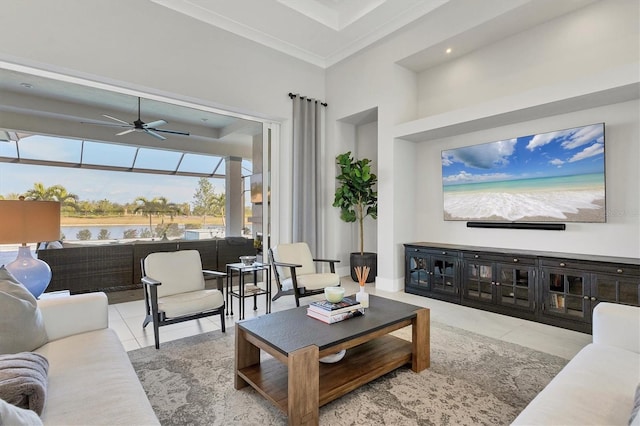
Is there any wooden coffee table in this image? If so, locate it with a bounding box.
[234,294,430,425]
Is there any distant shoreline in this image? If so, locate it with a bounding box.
[60,215,223,227]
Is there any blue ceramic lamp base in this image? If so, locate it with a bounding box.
[5,245,52,299]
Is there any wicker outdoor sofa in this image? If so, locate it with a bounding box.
[38,237,256,294]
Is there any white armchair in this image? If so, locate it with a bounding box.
[269,242,340,307]
[141,250,226,349]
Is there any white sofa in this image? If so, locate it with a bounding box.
[513,302,640,425]
[35,292,159,425]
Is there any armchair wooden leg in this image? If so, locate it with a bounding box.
[142,315,152,328]
[153,321,160,350]
[149,286,161,350]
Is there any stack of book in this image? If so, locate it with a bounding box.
[306,297,363,324]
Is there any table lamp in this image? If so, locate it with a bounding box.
[0,199,61,298]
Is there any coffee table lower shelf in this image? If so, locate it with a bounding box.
[237,334,412,413]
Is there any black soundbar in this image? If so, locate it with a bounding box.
[466,222,566,231]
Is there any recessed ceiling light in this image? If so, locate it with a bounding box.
[20,82,33,89]
[445,48,452,54]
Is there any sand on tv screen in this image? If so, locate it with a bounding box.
[441,123,606,223]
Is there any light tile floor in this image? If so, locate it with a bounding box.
[111,278,592,359]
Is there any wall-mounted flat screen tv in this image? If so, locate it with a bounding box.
[441,123,605,223]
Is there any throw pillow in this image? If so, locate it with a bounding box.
[630,383,640,426]
[0,266,48,355]
[0,398,43,426]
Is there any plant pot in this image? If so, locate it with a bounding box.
[350,252,377,283]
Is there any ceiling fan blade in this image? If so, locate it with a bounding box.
[145,129,166,140]
[102,114,131,125]
[151,128,191,136]
[144,120,167,128]
[116,129,136,136]
[81,121,132,129]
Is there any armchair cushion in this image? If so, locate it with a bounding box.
[144,250,205,297]
[0,267,48,355]
[159,289,224,318]
[273,243,316,278]
[282,273,340,292]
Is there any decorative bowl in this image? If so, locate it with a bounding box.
[324,286,345,303]
[319,349,346,364]
[239,255,257,266]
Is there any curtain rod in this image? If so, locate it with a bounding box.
[288,92,327,107]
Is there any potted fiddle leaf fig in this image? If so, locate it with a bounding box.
[333,151,378,283]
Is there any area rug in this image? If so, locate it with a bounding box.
[128,321,567,425]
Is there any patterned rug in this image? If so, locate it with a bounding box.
[128,321,567,425]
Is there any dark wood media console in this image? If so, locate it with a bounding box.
[405,242,640,333]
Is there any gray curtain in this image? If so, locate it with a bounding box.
[291,94,324,257]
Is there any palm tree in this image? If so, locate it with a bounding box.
[134,197,157,236]
[24,182,79,211]
[134,196,181,238]
[154,197,181,238]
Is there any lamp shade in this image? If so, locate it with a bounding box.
[0,200,61,244]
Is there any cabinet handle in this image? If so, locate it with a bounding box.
[495,282,501,286]
[559,262,566,267]
[617,268,623,274]
[474,254,479,259]
[583,295,589,300]
[491,281,496,286]
[442,251,447,255]
[429,271,434,275]
[513,258,519,263]
[591,297,597,301]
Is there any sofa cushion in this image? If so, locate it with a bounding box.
[35,328,158,425]
[0,267,48,355]
[0,397,43,426]
[512,343,640,425]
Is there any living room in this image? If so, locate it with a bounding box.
[1,0,639,425]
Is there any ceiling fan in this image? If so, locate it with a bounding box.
[84,97,190,140]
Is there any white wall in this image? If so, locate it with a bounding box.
[417,0,639,117]
[326,0,640,291]
[414,100,640,258]
[0,0,325,120]
[356,120,378,254]
[0,0,325,246]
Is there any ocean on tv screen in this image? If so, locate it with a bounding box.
[441,123,606,223]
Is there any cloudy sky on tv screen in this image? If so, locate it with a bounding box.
[441,123,605,223]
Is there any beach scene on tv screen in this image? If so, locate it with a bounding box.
[441,123,605,223]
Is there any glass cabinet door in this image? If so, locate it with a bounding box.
[407,254,430,290]
[496,264,535,311]
[464,260,494,302]
[543,268,590,322]
[431,256,457,295]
